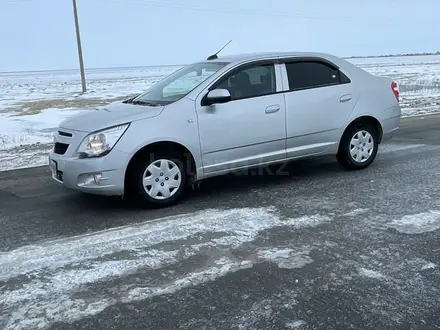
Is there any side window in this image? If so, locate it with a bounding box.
[214,63,276,101]
[285,61,349,91]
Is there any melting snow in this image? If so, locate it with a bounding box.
[344,208,369,217]
[283,214,332,228]
[257,248,313,269]
[0,207,332,330]
[286,320,308,329]
[387,210,440,234]
[358,267,387,280]
[421,262,437,270]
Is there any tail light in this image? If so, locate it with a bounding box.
[391,81,399,102]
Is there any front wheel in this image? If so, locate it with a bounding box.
[132,151,188,207]
[337,124,379,170]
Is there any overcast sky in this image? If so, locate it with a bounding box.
[0,0,439,71]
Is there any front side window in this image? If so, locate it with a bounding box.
[214,63,276,100]
[285,61,347,91]
[132,62,228,105]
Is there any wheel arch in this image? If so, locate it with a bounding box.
[124,140,198,194]
[336,115,382,170]
[340,115,383,147]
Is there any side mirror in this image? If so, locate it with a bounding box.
[203,89,231,106]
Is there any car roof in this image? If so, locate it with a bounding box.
[200,51,369,78]
[203,51,339,64]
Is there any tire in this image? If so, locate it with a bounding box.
[337,122,379,170]
[131,151,188,208]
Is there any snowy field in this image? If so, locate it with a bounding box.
[0,55,439,171]
[349,55,440,116]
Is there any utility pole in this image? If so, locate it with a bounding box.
[72,0,86,93]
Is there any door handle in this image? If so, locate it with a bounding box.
[340,94,352,103]
[265,105,280,114]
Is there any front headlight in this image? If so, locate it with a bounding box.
[77,123,130,158]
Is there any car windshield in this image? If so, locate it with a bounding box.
[130,61,228,105]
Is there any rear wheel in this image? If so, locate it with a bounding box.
[337,123,379,170]
[131,151,188,207]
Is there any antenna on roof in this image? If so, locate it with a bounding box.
[207,40,232,60]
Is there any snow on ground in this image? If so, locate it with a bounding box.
[387,210,440,234]
[0,207,322,329]
[0,65,181,112]
[0,108,88,171]
[0,55,439,171]
[357,267,387,280]
[0,108,88,149]
[348,55,440,116]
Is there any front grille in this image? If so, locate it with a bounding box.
[54,142,69,155]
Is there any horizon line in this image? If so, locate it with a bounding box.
[1,51,439,75]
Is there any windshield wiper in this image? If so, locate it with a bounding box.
[123,97,167,106]
[122,94,139,104]
[131,100,158,106]
[123,99,158,106]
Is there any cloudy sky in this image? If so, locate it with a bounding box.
[0,0,439,71]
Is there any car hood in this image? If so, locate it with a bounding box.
[59,102,165,132]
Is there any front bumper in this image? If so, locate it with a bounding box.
[49,148,129,196]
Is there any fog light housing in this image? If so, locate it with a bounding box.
[94,173,102,184]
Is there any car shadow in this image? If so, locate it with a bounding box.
[188,156,342,198]
[62,155,343,211]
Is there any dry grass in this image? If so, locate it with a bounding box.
[1,96,131,116]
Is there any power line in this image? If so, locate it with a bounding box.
[0,0,36,3]
[99,0,434,24]
[2,0,435,24]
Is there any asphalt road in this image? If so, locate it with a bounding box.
[1,114,440,330]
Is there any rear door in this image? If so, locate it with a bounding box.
[281,58,357,158]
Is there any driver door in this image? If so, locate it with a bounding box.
[196,60,287,174]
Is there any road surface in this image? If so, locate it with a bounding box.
[1,114,440,330]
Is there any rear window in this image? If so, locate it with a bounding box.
[285,61,350,91]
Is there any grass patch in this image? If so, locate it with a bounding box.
[1,95,131,116]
